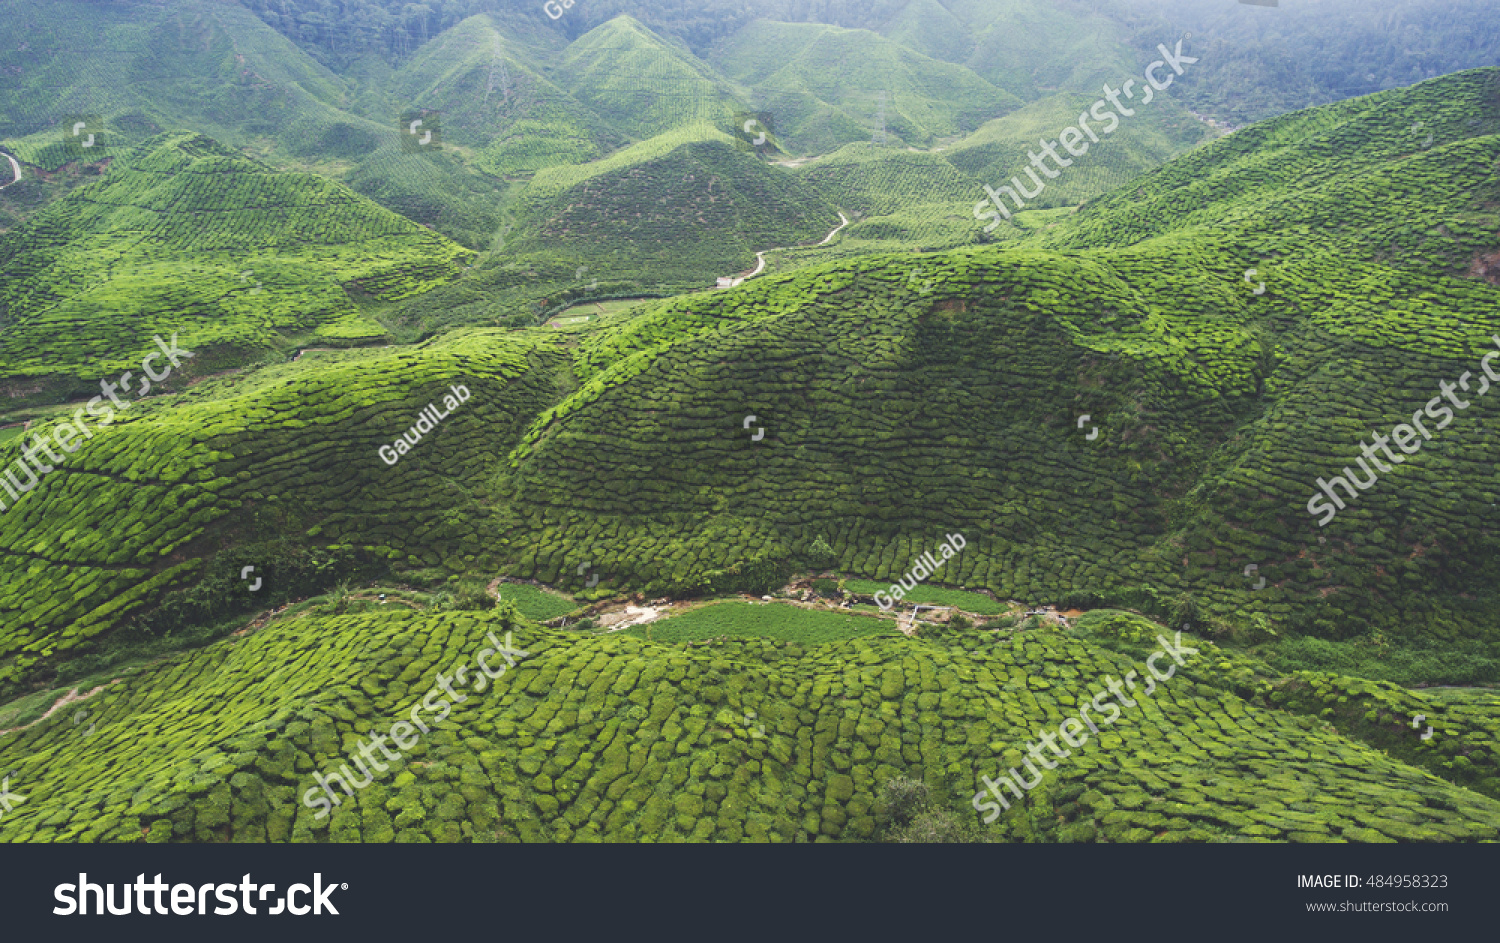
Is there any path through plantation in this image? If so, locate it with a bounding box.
[729,212,849,287]
[0,152,20,190]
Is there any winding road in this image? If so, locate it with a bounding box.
[0,152,21,191]
[728,212,850,288]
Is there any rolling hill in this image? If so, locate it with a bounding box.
[3,70,1497,686]
[0,131,471,400]
[943,90,1216,210]
[708,19,1024,153]
[381,14,628,178]
[0,0,512,249]
[0,600,1495,843]
[558,17,748,142]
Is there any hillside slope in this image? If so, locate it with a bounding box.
[558,17,747,142]
[382,14,626,178]
[0,326,559,687]
[0,132,471,397]
[506,129,843,277]
[0,0,512,249]
[708,19,1023,154]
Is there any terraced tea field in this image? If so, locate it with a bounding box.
[0,604,1494,843]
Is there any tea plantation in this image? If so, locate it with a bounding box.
[0,606,1494,843]
[0,21,1497,843]
[3,71,1500,687]
[0,131,472,398]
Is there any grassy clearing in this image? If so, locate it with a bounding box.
[626,600,899,645]
[551,299,648,327]
[495,583,576,622]
[0,686,71,730]
[843,579,1007,615]
[591,299,647,316]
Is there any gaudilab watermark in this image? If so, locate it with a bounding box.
[874,534,965,610]
[378,384,470,466]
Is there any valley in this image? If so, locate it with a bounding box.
[0,0,1497,848]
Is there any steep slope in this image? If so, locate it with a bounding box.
[476,72,1500,643]
[382,14,626,177]
[0,132,471,398]
[944,90,1215,210]
[785,143,1000,256]
[0,0,350,168]
[0,326,560,687]
[1034,68,1500,262]
[0,0,510,249]
[951,0,1146,98]
[557,16,747,142]
[504,128,843,279]
[3,68,1499,700]
[876,0,976,66]
[708,19,1023,153]
[794,144,983,216]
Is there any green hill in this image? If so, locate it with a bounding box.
[950,0,1143,99]
[382,14,626,178]
[379,125,848,331]
[506,128,843,277]
[558,16,747,142]
[2,70,1497,683]
[0,0,512,249]
[4,72,1498,685]
[875,0,976,67]
[0,0,350,169]
[3,29,1500,846]
[0,325,556,687]
[775,143,1004,260]
[944,90,1215,209]
[708,19,1023,153]
[471,71,1500,650]
[0,131,471,399]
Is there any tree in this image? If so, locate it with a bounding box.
[806,535,837,570]
[875,777,988,843]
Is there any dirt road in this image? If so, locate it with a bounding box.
[728,212,850,287]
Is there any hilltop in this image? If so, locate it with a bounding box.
[707,19,1023,153]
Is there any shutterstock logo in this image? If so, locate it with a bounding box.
[54,873,344,915]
